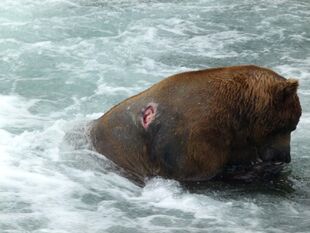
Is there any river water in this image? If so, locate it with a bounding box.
[0,0,310,232]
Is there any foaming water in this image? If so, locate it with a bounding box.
[0,0,310,232]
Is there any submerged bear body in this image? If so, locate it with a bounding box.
[90,65,301,183]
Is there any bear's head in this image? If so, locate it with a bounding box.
[245,74,301,165]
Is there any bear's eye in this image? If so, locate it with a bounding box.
[282,126,296,133]
[271,128,291,136]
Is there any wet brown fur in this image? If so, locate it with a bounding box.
[90,65,301,183]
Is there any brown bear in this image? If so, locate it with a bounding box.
[89,65,301,184]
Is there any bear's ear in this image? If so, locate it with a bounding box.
[284,79,299,95]
[275,79,299,102]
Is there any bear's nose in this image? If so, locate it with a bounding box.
[261,147,291,163]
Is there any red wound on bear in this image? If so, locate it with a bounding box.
[141,103,157,129]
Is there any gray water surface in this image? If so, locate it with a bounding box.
[0,0,310,232]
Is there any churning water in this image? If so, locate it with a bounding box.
[0,0,310,232]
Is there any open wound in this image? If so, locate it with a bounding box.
[141,103,157,129]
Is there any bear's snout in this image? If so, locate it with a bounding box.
[261,147,291,163]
